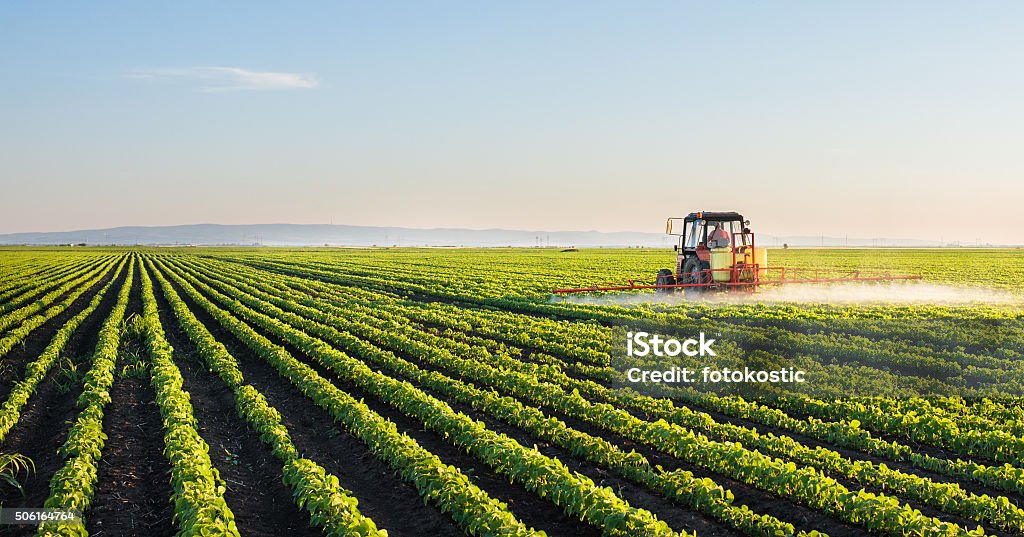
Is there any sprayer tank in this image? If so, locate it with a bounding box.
[738,246,769,280]
[710,247,734,282]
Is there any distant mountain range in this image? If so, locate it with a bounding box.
[0,223,977,247]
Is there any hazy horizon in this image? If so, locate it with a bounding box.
[3,2,1022,243]
[0,221,1012,248]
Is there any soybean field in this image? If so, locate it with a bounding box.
[0,247,1022,537]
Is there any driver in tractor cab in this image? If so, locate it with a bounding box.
[708,223,730,248]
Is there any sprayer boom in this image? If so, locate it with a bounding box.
[553,268,923,294]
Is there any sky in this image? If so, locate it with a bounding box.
[1,2,1022,243]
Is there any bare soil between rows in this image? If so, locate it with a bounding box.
[86,259,176,537]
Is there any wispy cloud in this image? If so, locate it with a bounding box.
[126,66,318,92]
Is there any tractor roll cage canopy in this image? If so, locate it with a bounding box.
[666,212,749,251]
[666,212,745,234]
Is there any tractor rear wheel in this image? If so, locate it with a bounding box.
[655,268,675,293]
[682,257,710,291]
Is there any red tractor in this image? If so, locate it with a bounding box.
[657,211,763,292]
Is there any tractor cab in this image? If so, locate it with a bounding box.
[669,212,749,253]
[660,211,755,288]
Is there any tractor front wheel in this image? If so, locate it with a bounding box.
[655,269,675,293]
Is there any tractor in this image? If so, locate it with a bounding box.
[657,211,763,292]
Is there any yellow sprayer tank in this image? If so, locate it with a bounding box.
[710,247,734,282]
[741,246,769,278]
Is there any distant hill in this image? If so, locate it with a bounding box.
[0,224,666,247]
[0,223,961,247]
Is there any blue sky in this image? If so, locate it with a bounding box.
[2,2,1022,243]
